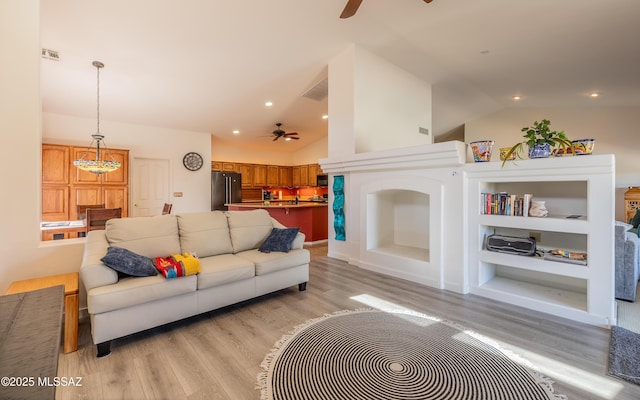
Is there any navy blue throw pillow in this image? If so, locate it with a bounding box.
[259,228,300,253]
[101,246,157,277]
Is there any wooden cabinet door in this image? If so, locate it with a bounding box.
[211,161,222,171]
[42,144,69,185]
[279,166,292,187]
[222,162,237,172]
[42,186,69,221]
[71,147,101,184]
[70,186,103,220]
[308,164,320,186]
[238,164,253,188]
[101,149,129,185]
[267,165,279,186]
[299,164,309,186]
[253,165,267,187]
[103,186,128,217]
[292,166,301,187]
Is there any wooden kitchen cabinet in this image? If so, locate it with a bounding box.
[267,165,279,186]
[42,144,70,185]
[42,186,70,221]
[42,143,129,236]
[222,162,238,172]
[101,149,129,185]
[253,164,267,187]
[238,164,253,188]
[211,161,222,171]
[292,166,301,187]
[299,164,309,186]
[308,164,321,186]
[279,166,292,187]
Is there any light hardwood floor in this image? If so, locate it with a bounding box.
[57,244,640,399]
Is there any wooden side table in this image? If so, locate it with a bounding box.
[5,272,79,353]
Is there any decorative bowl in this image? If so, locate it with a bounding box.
[572,139,595,155]
[470,140,494,162]
[499,147,516,161]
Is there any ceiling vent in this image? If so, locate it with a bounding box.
[302,78,328,101]
[41,48,60,61]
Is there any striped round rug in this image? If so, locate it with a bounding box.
[257,309,566,400]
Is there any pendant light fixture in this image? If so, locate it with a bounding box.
[73,61,121,175]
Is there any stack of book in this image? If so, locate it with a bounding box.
[481,192,533,216]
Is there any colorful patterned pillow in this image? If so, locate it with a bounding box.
[155,253,201,278]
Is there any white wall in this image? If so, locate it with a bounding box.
[353,46,432,153]
[465,107,640,221]
[211,136,328,166]
[44,113,212,214]
[328,44,433,157]
[0,0,85,294]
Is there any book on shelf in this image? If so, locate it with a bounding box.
[480,191,531,217]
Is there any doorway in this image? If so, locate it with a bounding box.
[131,158,171,217]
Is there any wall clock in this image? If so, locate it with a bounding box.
[183,152,203,171]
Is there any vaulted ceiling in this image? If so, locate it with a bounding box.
[40,0,640,153]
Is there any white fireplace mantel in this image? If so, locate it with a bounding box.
[319,141,466,174]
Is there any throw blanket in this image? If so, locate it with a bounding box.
[155,253,200,278]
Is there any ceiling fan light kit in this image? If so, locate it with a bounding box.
[341,0,433,19]
[271,123,299,142]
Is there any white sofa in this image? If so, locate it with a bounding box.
[80,209,310,357]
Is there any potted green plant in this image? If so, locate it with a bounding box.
[501,119,572,166]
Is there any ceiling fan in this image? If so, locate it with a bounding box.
[270,123,299,141]
[340,0,433,19]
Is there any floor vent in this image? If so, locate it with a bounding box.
[42,48,60,61]
[302,78,328,101]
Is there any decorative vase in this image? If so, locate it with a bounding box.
[470,140,494,162]
[528,143,551,159]
[529,200,548,217]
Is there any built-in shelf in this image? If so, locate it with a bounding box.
[369,244,429,263]
[467,155,615,326]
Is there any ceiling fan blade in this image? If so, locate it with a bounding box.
[287,136,300,140]
[284,132,299,137]
[340,0,363,19]
[272,136,279,141]
[424,0,433,3]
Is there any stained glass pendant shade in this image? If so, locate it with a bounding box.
[73,61,121,175]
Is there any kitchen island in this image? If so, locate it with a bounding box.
[226,202,328,243]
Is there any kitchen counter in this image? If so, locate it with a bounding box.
[226,202,328,242]
[227,201,327,209]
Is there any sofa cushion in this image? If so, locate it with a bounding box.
[196,254,255,290]
[235,248,310,275]
[177,211,233,257]
[226,209,274,253]
[259,228,300,253]
[87,274,197,314]
[105,215,181,258]
[101,246,157,277]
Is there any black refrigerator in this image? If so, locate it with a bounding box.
[211,171,242,210]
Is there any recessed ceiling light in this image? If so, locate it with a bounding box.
[590,92,599,98]
[322,115,329,120]
[232,130,240,134]
[512,95,521,100]
[265,101,273,107]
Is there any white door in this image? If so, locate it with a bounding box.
[131,158,170,217]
